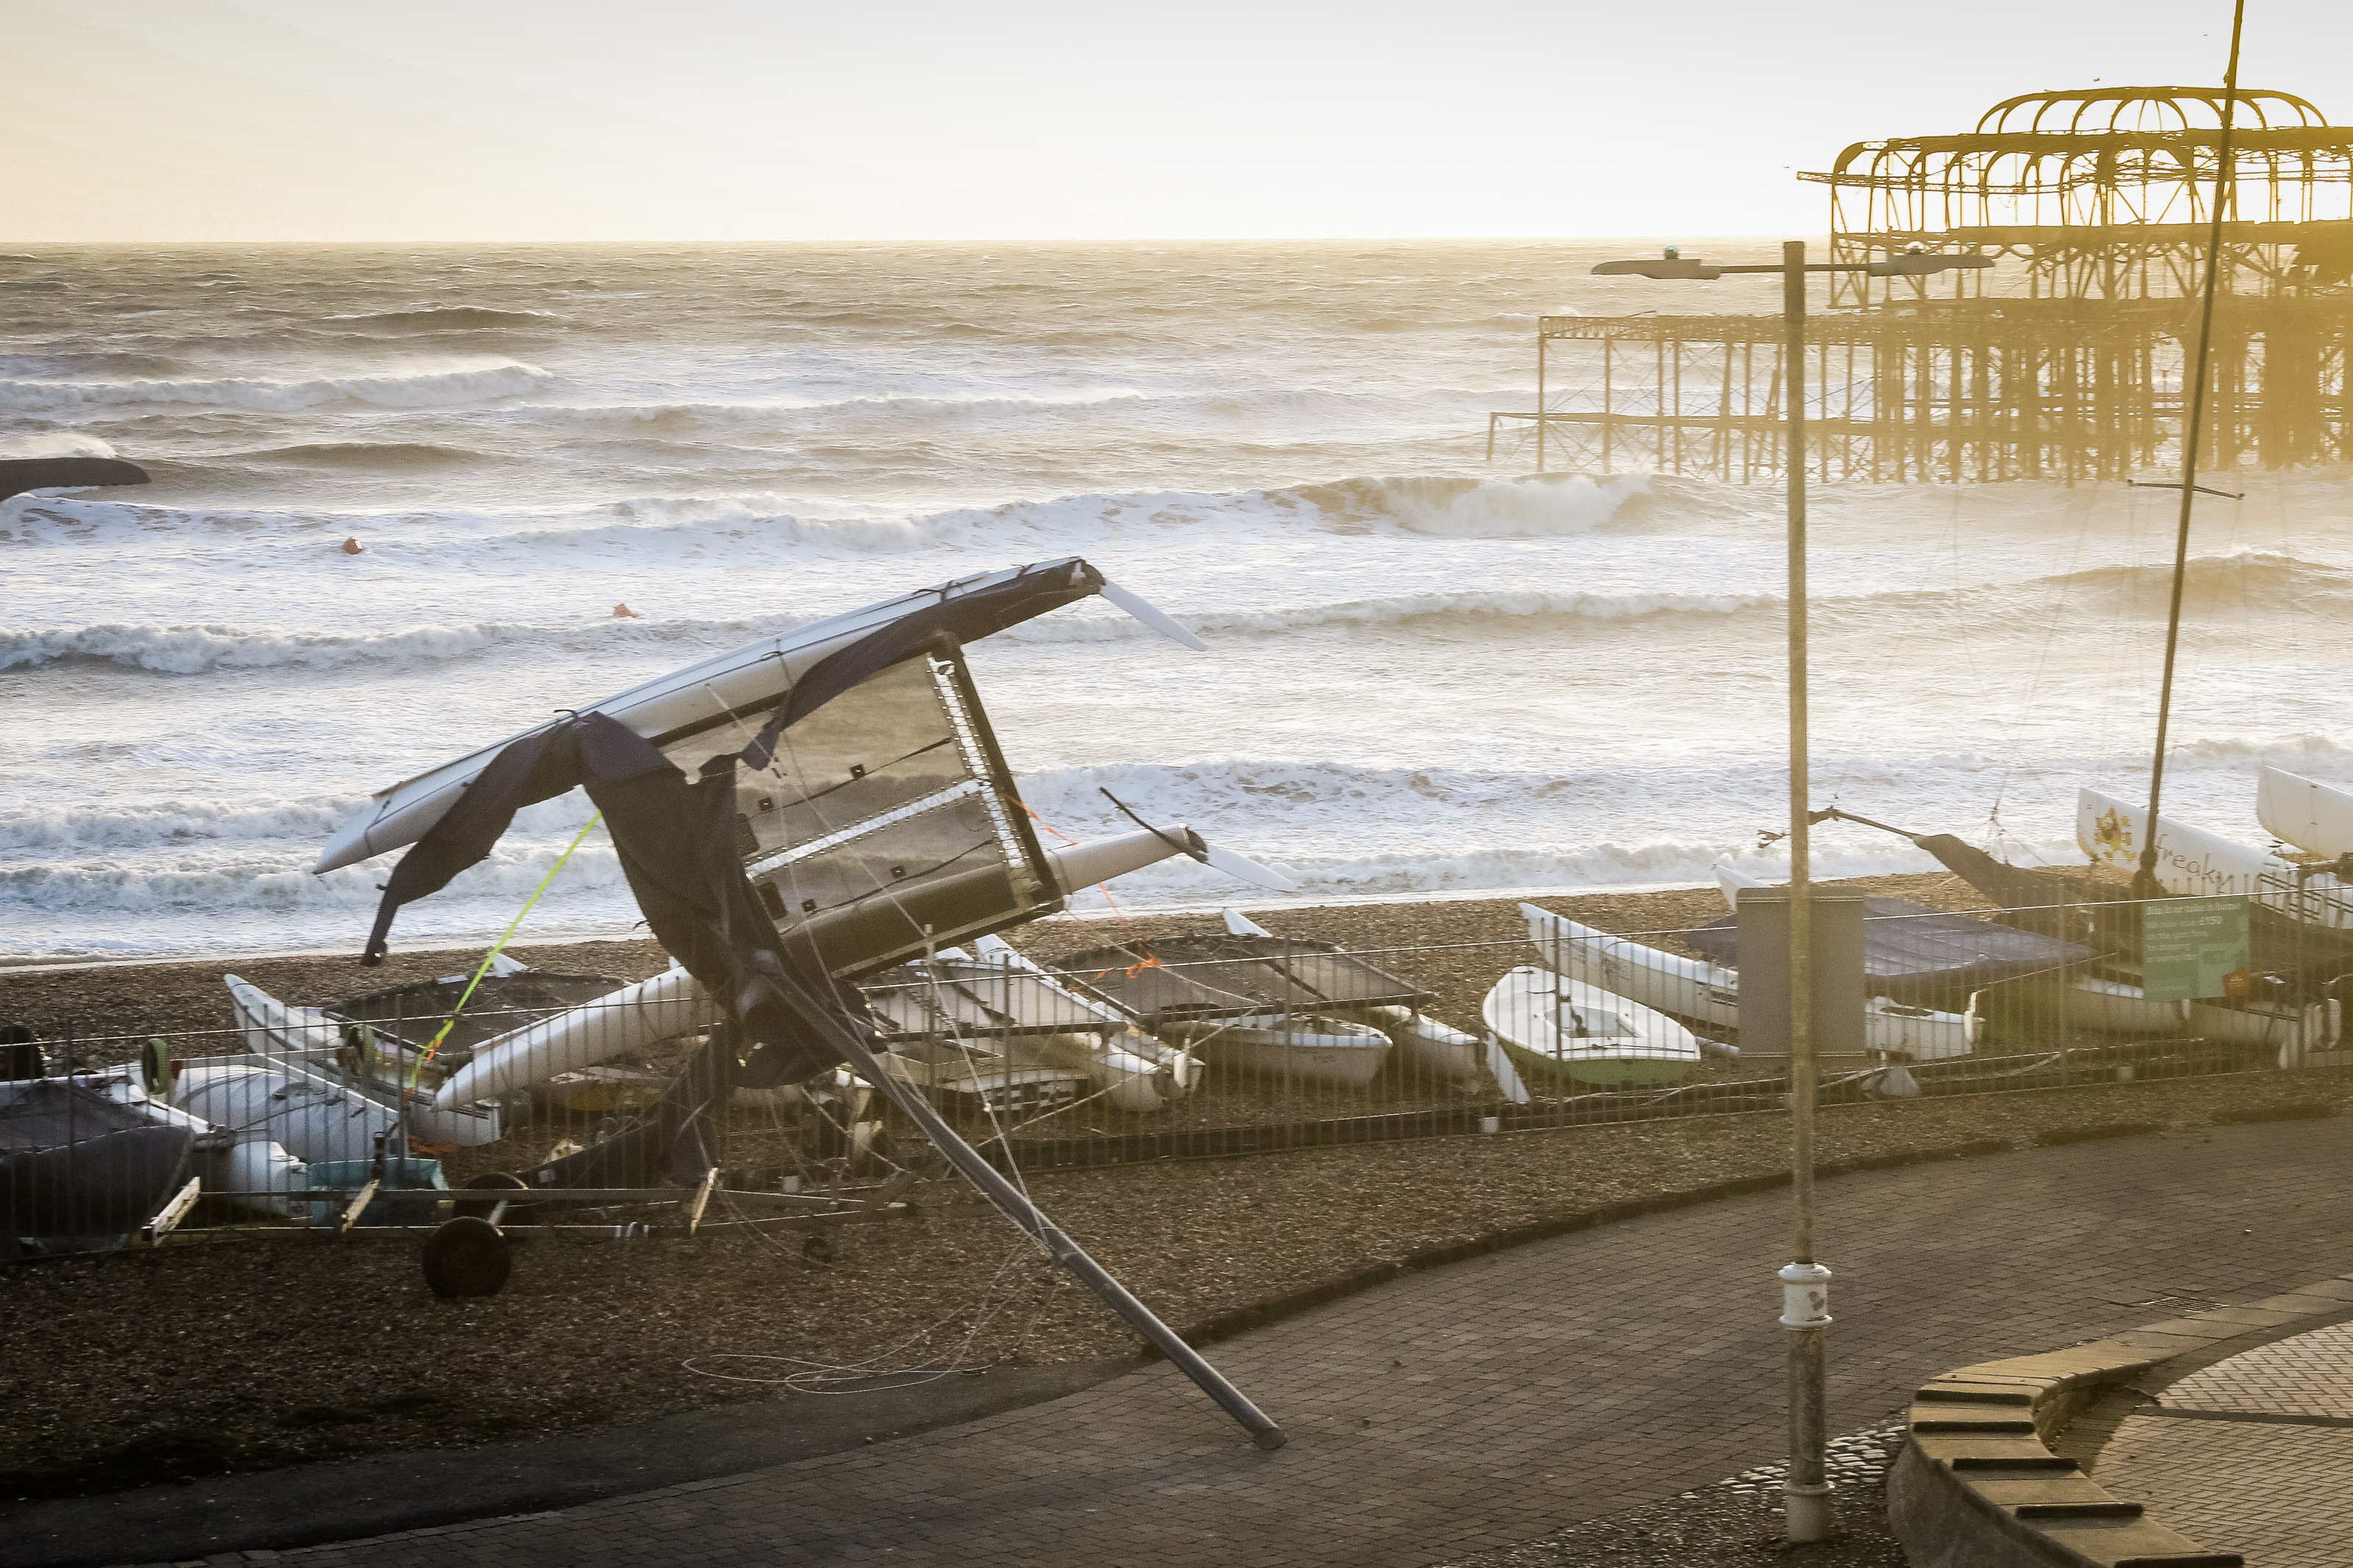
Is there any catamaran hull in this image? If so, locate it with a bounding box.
[174,1063,399,1168]
[228,977,501,1145]
[2259,765,2353,860]
[2058,977,2190,1036]
[1162,1014,1393,1087]
[1368,1005,1485,1088]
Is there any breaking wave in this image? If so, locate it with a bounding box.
[0,581,1777,676]
[0,360,549,413]
[229,441,493,468]
[0,470,1670,553]
[2035,549,2353,604]
[322,306,568,332]
[0,621,506,675]
[0,797,360,855]
[0,431,118,459]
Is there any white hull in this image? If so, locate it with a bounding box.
[925,937,1195,1113]
[1163,1014,1393,1086]
[203,1134,310,1217]
[2258,765,2353,860]
[2060,976,2190,1036]
[2079,785,2353,928]
[228,976,501,1144]
[1015,1028,1192,1114]
[1481,966,1702,1084]
[2188,998,2340,1062]
[174,1062,401,1167]
[1863,998,1977,1061]
[316,562,1192,874]
[437,965,715,1110]
[1368,1005,1486,1087]
[1521,903,1976,1059]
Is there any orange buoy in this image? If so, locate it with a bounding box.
[340,537,363,554]
[611,603,640,618]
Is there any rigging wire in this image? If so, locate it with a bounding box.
[2136,0,2247,898]
[399,811,606,1109]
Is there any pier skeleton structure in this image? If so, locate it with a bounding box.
[1493,87,2353,481]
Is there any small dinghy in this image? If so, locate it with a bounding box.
[969,934,1199,1111]
[1481,965,1702,1087]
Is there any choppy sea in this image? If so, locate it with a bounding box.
[3,241,2348,961]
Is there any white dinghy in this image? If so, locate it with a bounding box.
[1481,966,1702,1087]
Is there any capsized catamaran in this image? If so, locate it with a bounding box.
[323,560,1298,1117]
[324,557,1296,1445]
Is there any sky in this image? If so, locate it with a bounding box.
[6,0,2349,242]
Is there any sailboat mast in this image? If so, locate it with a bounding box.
[2137,0,2247,898]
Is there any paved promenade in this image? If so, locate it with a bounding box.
[161,1119,2353,1567]
[2086,1312,2353,1566]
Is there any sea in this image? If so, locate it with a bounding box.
[4,241,2349,963]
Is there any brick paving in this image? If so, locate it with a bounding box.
[2083,1303,2353,1566]
[2160,1319,2353,1420]
[163,1118,2353,1568]
[2093,1417,2353,1568]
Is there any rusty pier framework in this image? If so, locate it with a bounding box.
[1491,87,2353,482]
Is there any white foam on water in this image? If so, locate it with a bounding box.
[0,359,549,413]
[0,430,118,459]
[4,245,2353,961]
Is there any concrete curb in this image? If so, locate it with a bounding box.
[1887,1272,2353,1567]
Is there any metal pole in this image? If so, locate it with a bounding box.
[1779,237,1835,1544]
[778,969,1288,1450]
[2136,0,2246,901]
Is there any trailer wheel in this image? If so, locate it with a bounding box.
[422,1216,512,1298]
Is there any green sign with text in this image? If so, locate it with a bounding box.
[2140,895,2251,1003]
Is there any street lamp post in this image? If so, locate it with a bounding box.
[1589,240,1992,1544]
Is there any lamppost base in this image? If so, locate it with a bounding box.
[1783,1479,1835,1542]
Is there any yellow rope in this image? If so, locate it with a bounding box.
[404,812,605,1099]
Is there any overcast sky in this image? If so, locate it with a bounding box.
[7,0,2346,242]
